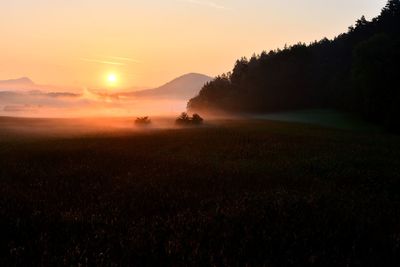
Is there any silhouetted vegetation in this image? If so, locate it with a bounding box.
[135,116,151,125]
[1,118,400,266]
[176,112,191,124]
[191,113,204,124]
[175,112,204,125]
[188,0,400,132]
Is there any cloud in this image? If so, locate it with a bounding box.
[105,56,142,64]
[79,58,126,66]
[3,104,41,113]
[178,0,229,10]
[79,56,142,66]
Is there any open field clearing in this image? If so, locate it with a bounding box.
[1,117,400,266]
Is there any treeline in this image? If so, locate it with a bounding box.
[188,0,400,131]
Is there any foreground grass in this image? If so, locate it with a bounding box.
[0,118,400,266]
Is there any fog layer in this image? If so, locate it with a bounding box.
[0,89,187,118]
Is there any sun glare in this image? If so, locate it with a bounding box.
[106,73,118,86]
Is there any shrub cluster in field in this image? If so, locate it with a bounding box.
[135,116,152,125]
[0,120,400,266]
[134,113,204,127]
[175,112,204,125]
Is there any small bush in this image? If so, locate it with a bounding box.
[175,112,191,125]
[176,112,204,125]
[135,117,151,125]
[191,113,204,125]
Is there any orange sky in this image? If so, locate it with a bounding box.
[0,0,387,90]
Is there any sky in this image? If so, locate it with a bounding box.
[0,0,388,90]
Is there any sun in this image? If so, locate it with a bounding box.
[106,73,118,86]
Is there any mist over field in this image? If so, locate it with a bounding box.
[0,90,187,118]
[0,73,212,118]
[0,117,185,141]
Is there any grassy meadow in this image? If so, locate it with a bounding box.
[0,117,400,266]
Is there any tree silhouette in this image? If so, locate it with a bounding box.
[135,117,151,125]
[175,112,204,125]
[191,114,204,125]
[188,0,400,132]
[176,112,191,125]
[382,0,400,15]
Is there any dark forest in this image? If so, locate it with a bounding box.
[189,0,400,132]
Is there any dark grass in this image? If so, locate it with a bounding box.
[1,118,400,266]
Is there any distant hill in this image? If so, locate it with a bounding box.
[0,77,81,94]
[128,73,213,100]
[0,77,35,89]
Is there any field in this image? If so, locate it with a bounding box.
[1,117,400,266]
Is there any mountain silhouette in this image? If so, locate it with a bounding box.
[0,77,35,88]
[130,73,212,100]
[0,77,81,93]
